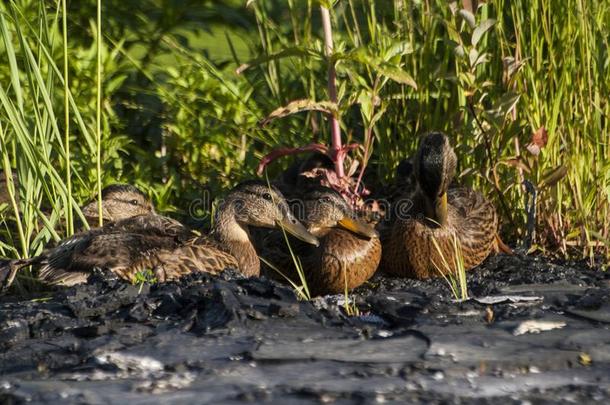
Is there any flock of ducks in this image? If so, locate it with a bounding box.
[1,132,499,296]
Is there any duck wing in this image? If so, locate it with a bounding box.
[148,236,239,282]
[38,214,197,285]
[448,187,498,267]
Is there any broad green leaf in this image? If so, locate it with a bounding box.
[459,9,476,29]
[454,45,466,58]
[236,47,322,74]
[378,64,418,89]
[539,165,568,189]
[472,19,496,46]
[357,91,373,122]
[469,48,479,67]
[383,41,414,61]
[493,92,521,116]
[259,99,338,127]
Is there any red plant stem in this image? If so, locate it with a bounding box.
[320,6,344,178]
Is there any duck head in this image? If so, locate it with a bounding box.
[81,184,154,224]
[414,132,457,226]
[302,187,378,239]
[218,180,319,246]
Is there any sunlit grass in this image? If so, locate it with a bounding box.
[262,173,311,300]
[260,254,310,301]
[431,233,469,301]
[342,263,360,316]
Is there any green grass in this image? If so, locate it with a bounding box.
[431,233,469,301]
[0,0,609,275]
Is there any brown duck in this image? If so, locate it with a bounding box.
[2,180,318,287]
[261,186,381,296]
[80,184,154,225]
[381,132,498,279]
[0,183,155,287]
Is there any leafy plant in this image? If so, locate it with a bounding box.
[133,268,158,293]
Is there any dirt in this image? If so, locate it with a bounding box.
[1,253,610,404]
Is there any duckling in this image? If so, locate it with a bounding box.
[5,180,318,287]
[261,186,381,296]
[381,132,498,279]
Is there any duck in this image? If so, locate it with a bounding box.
[260,186,381,296]
[0,183,154,287]
[381,132,498,279]
[80,183,154,225]
[1,180,152,232]
[2,180,318,287]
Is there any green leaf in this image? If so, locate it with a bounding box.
[454,45,466,58]
[236,47,322,74]
[539,165,568,189]
[492,92,521,116]
[378,64,418,89]
[472,19,496,46]
[258,99,338,127]
[357,91,373,122]
[0,13,23,114]
[383,41,414,61]
[459,9,476,29]
[469,48,479,67]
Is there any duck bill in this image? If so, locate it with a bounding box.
[337,216,379,239]
[276,218,320,247]
[434,192,448,226]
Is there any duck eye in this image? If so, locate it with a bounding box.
[263,192,272,201]
[130,199,139,205]
[321,196,331,203]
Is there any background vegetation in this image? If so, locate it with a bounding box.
[0,0,608,265]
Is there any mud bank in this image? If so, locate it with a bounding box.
[1,254,610,404]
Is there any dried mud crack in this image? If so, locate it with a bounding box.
[1,254,610,404]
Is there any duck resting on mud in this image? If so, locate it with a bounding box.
[0,183,154,287]
[381,132,498,279]
[259,186,381,296]
[1,180,318,288]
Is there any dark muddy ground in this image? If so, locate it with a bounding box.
[1,254,610,404]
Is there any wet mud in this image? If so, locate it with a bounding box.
[1,254,610,404]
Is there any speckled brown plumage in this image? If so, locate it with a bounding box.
[381,132,498,279]
[260,187,381,296]
[37,215,239,285]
